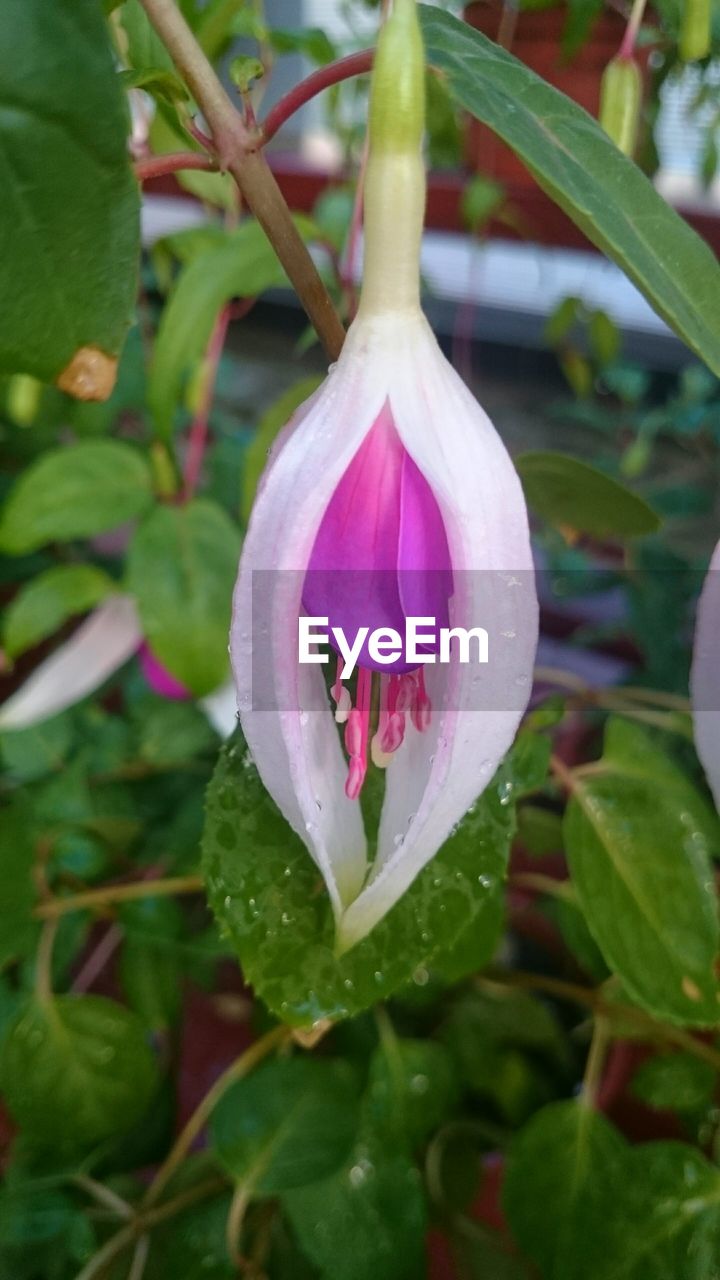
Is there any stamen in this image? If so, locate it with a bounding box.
[331,655,351,723]
[345,667,372,799]
[411,667,432,731]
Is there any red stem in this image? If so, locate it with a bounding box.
[183,305,232,500]
[261,49,375,145]
[135,151,217,182]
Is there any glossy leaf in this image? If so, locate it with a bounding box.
[0,442,153,554]
[283,1137,426,1280]
[202,729,515,1026]
[211,1057,359,1191]
[516,452,660,538]
[0,0,139,384]
[503,1100,627,1280]
[631,1052,716,1114]
[563,718,720,1024]
[3,565,116,659]
[363,1038,458,1149]
[126,499,241,696]
[149,222,296,438]
[0,994,158,1152]
[420,6,720,375]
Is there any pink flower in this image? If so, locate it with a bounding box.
[232,310,538,951]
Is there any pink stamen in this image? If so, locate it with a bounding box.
[344,668,433,795]
[411,667,432,731]
[345,667,372,799]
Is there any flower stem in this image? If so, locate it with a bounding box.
[138,0,345,360]
[619,0,648,58]
[261,50,374,144]
[143,1024,291,1207]
[183,304,232,499]
[34,874,204,920]
[135,151,217,182]
[580,1015,610,1108]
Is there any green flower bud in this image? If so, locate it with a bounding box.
[599,56,642,158]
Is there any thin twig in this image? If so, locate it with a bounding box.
[143,1024,291,1207]
[135,151,217,182]
[183,304,232,499]
[35,918,58,1007]
[34,875,204,920]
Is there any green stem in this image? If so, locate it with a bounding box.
[137,0,345,360]
[34,874,204,920]
[143,1024,291,1206]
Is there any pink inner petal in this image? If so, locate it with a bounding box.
[302,402,452,673]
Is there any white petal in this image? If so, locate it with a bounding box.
[337,315,538,951]
[0,595,142,731]
[200,679,239,739]
[691,539,720,810]
[231,318,392,918]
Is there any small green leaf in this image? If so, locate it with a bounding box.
[269,27,337,63]
[229,55,265,92]
[0,0,139,384]
[3,565,115,658]
[420,6,720,374]
[283,1137,426,1280]
[211,1057,359,1192]
[0,441,153,554]
[516,452,660,539]
[364,1038,458,1149]
[202,729,515,1025]
[1,713,74,782]
[503,1101,628,1280]
[0,994,158,1152]
[242,376,324,523]
[119,67,188,104]
[631,1052,716,1115]
[119,0,175,72]
[564,718,720,1025]
[126,499,241,696]
[119,897,184,1031]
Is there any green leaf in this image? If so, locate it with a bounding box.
[420,6,720,375]
[149,222,292,438]
[0,994,159,1152]
[118,0,175,73]
[0,800,39,970]
[3,565,115,658]
[516,452,660,538]
[364,1037,458,1149]
[283,1137,426,1280]
[0,1185,95,1273]
[503,1100,628,1280]
[0,0,139,384]
[132,697,219,765]
[242,376,324,523]
[126,499,241,696]
[202,729,514,1026]
[119,67,188,104]
[211,1057,360,1192]
[596,1142,720,1280]
[563,718,720,1025]
[631,1052,716,1115]
[119,897,184,1031]
[0,441,153,554]
[1,713,74,782]
[268,27,337,63]
[441,988,569,1124]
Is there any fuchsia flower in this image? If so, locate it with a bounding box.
[691,541,720,809]
[231,0,538,951]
